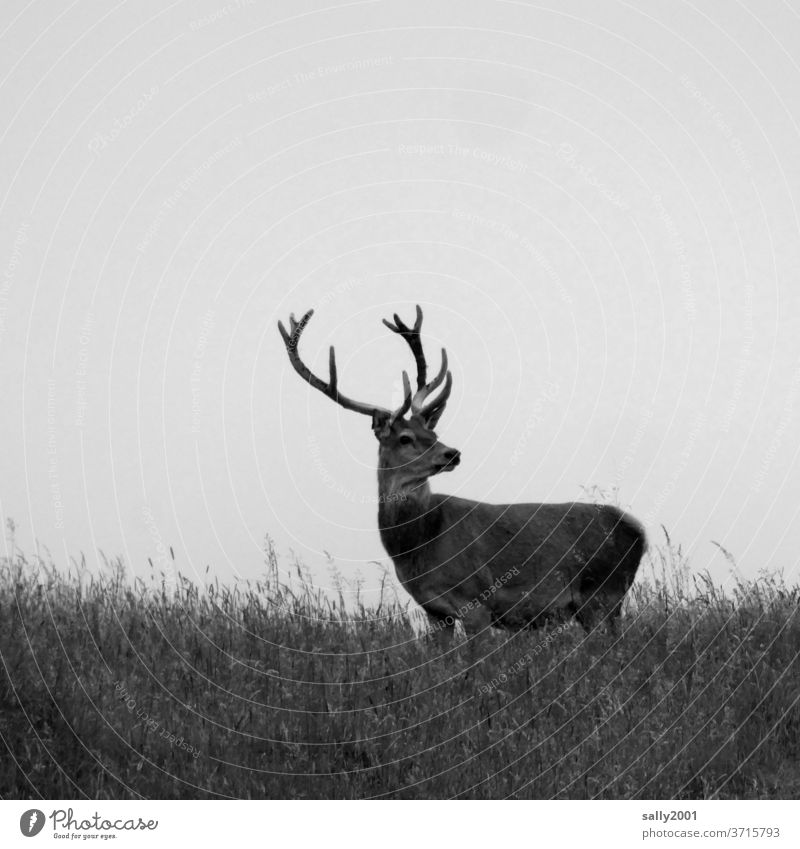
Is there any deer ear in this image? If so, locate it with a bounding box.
[371,411,391,440]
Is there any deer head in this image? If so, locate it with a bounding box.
[277,306,459,492]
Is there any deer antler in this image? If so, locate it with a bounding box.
[383,305,452,424]
[418,371,452,428]
[382,305,427,389]
[278,309,412,423]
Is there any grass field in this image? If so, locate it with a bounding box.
[1,530,799,799]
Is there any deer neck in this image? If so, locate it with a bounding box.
[376,464,440,560]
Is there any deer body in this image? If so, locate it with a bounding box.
[279,305,646,639]
[378,468,645,632]
[378,480,645,635]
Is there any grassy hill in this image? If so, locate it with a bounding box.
[1,533,799,799]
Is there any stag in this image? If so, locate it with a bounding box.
[278,306,646,640]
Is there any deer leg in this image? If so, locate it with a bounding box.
[575,594,621,635]
[424,611,457,651]
[453,604,494,661]
[605,597,625,637]
[574,591,603,633]
[461,604,494,640]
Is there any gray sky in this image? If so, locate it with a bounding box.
[2,0,799,602]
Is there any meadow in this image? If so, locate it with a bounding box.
[1,528,799,799]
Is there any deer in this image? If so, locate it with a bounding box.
[278,306,646,642]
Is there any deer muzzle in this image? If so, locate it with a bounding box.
[435,447,461,472]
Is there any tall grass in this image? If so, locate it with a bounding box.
[1,531,799,799]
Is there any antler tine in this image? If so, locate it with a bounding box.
[277,309,391,419]
[382,304,427,389]
[381,304,423,334]
[277,309,312,346]
[419,370,452,428]
[389,370,413,424]
[411,348,448,412]
[327,345,338,396]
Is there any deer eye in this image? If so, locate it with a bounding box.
[398,434,415,446]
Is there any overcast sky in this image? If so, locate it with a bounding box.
[1,0,799,602]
